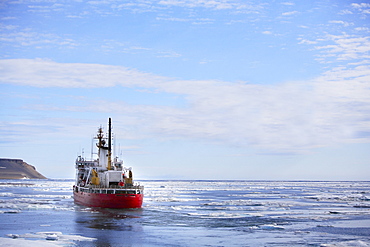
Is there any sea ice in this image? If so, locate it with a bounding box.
[321,240,370,247]
[259,223,285,230]
[0,237,60,247]
[2,231,96,246]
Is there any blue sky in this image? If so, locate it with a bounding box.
[1,0,370,180]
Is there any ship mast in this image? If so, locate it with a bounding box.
[107,117,112,170]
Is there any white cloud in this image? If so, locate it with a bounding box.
[262,31,272,35]
[99,39,182,57]
[355,27,370,31]
[0,59,167,88]
[156,16,215,25]
[351,3,370,15]
[1,58,369,153]
[351,3,370,9]
[158,0,233,9]
[281,2,295,6]
[156,51,182,58]
[0,24,18,30]
[27,3,65,13]
[87,0,115,5]
[339,9,353,15]
[312,34,370,63]
[281,10,298,16]
[157,0,263,12]
[1,17,17,20]
[0,30,78,48]
[329,20,352,27]
[297,38,317,45]
[156,17,190,22]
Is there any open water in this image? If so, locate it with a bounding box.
[0,180,369,246]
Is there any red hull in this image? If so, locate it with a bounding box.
[73,191,143,209]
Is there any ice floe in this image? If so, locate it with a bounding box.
[259,223,285,230]
[321,240,370,247]
[2,232,96,246]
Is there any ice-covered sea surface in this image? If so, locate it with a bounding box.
[0,180,369,246]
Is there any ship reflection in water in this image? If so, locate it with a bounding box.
[74,207,144,246]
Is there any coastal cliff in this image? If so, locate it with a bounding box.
[0,158,47,179]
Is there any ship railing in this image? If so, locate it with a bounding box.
[75,186,143,195]
[88,184,144,190]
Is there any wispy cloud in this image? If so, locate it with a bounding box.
[0,59,167,88]
[262,30,272,35]
[156,17,190,22]
[1,57,369,153]
[27,3,65,13]
[156,50,182,58]
[281,10,298,16]
[0,30,78,48]
[297,38,317,45]
[351,3,370,15]
[281,2,295,6]
[329,20,352,27]
[158,0,234,10]
[156,16,215,25]
[314,34,370,63]
[156,0,265,14]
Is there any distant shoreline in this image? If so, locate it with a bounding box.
[0,158,47,179]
